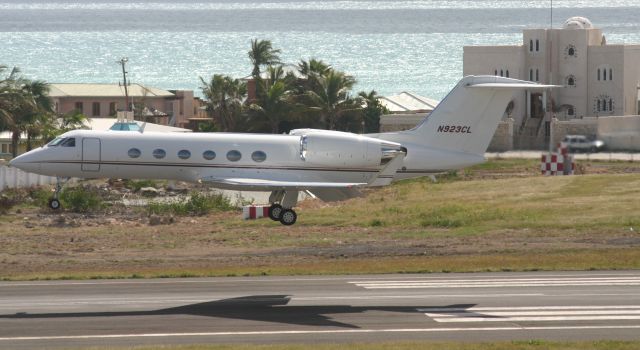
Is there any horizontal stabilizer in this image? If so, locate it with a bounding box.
[468,83,559,90]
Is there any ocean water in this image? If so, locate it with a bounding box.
[1,0,639,99]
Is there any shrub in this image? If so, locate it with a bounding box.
[0,193,17,214]
[60,186,103,213]
[147,192,233,216]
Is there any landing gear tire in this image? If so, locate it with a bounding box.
[48,198,61,210]
[279,209,297,226]
[268,204,283,221]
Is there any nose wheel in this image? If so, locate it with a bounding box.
[48,198,61,210]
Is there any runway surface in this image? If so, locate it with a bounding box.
[1,271,640,349]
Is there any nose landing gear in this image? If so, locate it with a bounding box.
[48,177,70,210]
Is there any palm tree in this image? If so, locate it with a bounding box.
[296,58,331,94]
[199,74,247,132]
[248,39,281,78]
[303,69,358,130]
[248,66,296,133]
[358,90,387,133]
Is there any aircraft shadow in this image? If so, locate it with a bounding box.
[0,295,479,329]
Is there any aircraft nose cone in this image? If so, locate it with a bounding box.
[7,152,40,173]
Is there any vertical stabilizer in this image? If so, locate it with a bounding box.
[380,76,554,157]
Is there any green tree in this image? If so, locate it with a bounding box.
[303,69,358,130]
[248,39,281,78]
[358,90,387,133]
[248,66,297,133]
[199,74,247,132]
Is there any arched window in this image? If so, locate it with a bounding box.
[529,39,533,52]
[536,39,540,51]
[603,69,607,80]
[597,68,601,81]
[529,69,533,81]
[566,75,575,87]
[609,68,613,81]
[568,47,575,56]
[535,69,539,82]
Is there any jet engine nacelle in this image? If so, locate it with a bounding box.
[292,129,402,168]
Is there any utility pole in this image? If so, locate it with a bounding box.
[118,57,130,112]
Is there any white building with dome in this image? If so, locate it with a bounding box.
[463,17,640,150]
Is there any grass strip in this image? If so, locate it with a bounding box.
[4,249,639,281]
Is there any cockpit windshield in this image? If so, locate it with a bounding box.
[61,138,76,147]
[47,137,65,147]
[47,137,76,147]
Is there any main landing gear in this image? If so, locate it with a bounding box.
[268,190,298,226]
[48,177,69,210]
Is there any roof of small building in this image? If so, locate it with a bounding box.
[378,92,439,113]
[49,83,175,98]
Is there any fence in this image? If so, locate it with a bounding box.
[0,164,60,191]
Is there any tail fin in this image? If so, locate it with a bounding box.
[385,75,554,156]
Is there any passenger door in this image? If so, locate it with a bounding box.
[82,137,101,172]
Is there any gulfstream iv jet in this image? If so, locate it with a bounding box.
[9,76,553,225]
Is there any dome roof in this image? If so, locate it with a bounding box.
[563,16,593,29]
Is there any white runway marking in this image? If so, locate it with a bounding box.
[2,325,640,342]
[419,305,640,323]
[351,276,640,289]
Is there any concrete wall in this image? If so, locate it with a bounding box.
[487,119,514,152]
[597,115,640,151]
[550,117,598,147]
[0,164,60,191]
[379,113,427,132]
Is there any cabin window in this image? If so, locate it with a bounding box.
[226,150,241,162]
[251,151,267,162]
[128,148,141,158]
[203,150,216,160]
[47,137,65,147]
[152,149,166,159]
[178,150,191,159]
[60,138,75,147]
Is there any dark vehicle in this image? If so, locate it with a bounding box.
[563,135,605,153]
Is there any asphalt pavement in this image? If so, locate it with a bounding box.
[1,271,640,349]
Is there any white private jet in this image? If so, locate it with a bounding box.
[9,76,553,225]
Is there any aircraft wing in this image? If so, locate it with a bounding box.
[200,177,367,191]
